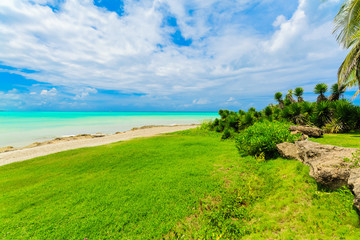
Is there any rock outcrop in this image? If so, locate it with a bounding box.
[277,141,360,211]
[289,125,324,138]
[348,169,360,211]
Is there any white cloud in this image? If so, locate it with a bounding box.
[40,88,57,96]
[74,87,97,100]
[0,0,347,110]
[273,15,287,27]
[192,98,208,105]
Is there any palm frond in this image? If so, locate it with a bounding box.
[338,40,360,86]
[333,0,360,48]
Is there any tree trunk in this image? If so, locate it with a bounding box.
[328,93,339,102]
[286,94,297,103]
[279,100,284,109]
[297,97,304,102]
[317,94,328,104]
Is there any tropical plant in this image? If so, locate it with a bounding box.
[329,83,346,101]
[294,87,304,102]
[274,92,284,109]
[284,98,292,106]
[286,89,296,103]
[264,106,273,117]
[333,0,360,99]
[314,83,328,103]
[313,101,331,127]
[330,99,358,132]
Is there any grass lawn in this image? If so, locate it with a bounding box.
[310,131,360,148]
[1,129,360,239]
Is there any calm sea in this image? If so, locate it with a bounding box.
[0,112,218,147]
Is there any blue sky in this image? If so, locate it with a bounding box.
[0,0,357,111]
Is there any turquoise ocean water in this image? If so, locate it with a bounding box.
[0,112,218,148]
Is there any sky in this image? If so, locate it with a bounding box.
[0,0,357,111]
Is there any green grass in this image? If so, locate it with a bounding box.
[1,129,360,239]
[310,131,360,148]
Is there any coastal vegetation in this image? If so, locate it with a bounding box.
[208,83,360,145]
[1,129,360,239]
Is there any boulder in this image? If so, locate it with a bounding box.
[290,130,308,141]
[289,125,324,138]
[348,168,360,211]
[277,142,299,160]
[277,141,356,189]
[277,141,360,211]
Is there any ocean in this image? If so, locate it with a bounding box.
[0,112,218,147]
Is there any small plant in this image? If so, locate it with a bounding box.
[294,87,304,102]
[314,83,328,103]
[264,106,273,117]
[344,150,360,168]
[274,92,284,109]
[235,121,300,159]
[221,128,232,140]
[329,83,346,101]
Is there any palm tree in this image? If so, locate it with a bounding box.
[328,83,346,101]
[286,89,296,103]
[333,0,360,99]
[314,83,328,103]
[294,87,304,102]
[274,92,284,109]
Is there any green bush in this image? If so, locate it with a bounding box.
[221,128,236,140]
[235,121,300,159]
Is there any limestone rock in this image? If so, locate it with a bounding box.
[277,142,299,160]
[348,168,360,210]
[277,140,360,212]
[289,125,324,138]
[277,141,356,189]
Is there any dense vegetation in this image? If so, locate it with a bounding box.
[207,83,360,142]
[1,129,360,239]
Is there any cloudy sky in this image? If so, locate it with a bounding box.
[0,0,356,111]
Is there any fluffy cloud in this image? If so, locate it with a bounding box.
[0,0,347,110]
[74,87,98,100]
[41,88,57,96]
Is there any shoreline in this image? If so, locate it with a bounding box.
[0,124,199,167]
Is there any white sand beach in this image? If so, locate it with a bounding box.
[0,124,198,167]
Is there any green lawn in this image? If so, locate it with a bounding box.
[310,131,360,148]
[1,129,360,239]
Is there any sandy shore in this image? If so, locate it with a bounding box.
[0,124,198,167]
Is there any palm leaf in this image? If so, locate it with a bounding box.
[337,40,360,93]
[334,0,360,48]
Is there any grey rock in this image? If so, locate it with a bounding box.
[277,140,360,211]
[289,125,324,138]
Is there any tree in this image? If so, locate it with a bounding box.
[286,89,296,103]
[294,87,304,102]
[314,83,328,103]
[334,0,360,99]
[329,83,346,101]
[274,92,284,109]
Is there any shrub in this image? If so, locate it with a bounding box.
[264,106,273,117]
[221,128,235,140]
[330,100,358,132]
[200,121,213,131]
[235,121,299,159]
